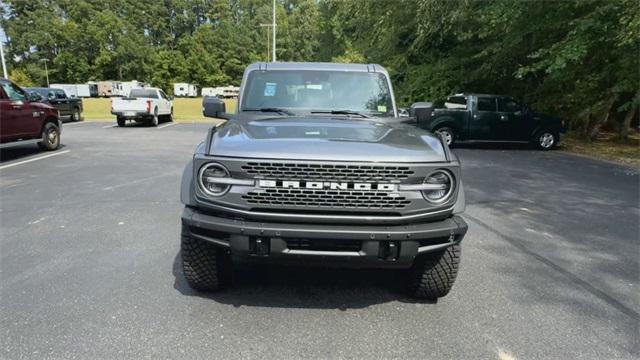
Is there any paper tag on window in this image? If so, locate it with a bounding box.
[377,105,387,112]
[264,82,277,97]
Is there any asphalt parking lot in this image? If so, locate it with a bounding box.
[1,121,638,359]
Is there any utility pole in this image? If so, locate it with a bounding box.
[272,0,276,62]
[259,24,272,62]
[41,59,49,87]
[0,38,7,79]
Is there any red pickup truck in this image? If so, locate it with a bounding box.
[0,78,61,151]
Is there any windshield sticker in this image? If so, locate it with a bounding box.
[377,105,387,112]
[264,82,277,97]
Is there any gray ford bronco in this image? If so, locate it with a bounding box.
[180,62,468,299]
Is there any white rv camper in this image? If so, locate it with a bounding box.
[121,80,148,97]
[75,84,91,97]
[50,84,79,98]
[174,83,198,97]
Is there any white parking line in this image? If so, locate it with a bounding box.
[0,150,71,170]
[157,122,177,129]
[63,122,86,127]
[102,124,117,129]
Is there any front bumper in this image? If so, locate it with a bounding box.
[182,207,468,268]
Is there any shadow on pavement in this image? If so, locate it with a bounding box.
[172,251,437,309]
[0,144,68,163]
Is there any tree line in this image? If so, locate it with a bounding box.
[1,0,638,139]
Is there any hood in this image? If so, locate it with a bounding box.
[208,116,447,162]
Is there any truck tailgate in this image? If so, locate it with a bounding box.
[112,98,150,113]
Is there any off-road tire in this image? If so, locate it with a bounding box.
[408,244,461,299]
[435,126,456,146]
[37,122,60,151]
[70,107,82,122]
[181,225,232,291]
[117,117,125,127]
[533,130,558,150]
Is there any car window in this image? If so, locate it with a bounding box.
[159,90,168,100]
[1,82,27,101]
[498,98,522,113]
[130,89,159,99]
[477,97,497,112]
[445,96,467,109]
[55,89,67,99]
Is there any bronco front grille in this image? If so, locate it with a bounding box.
[242,188,411,209]
[241,162,414,182]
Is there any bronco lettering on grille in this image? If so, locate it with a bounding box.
[258,180,397,192]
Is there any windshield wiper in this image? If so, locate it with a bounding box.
[310,110,370,118]
[243,107,295,115]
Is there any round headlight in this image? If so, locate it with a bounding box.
[423,170,454,203]
[198,163,231,196]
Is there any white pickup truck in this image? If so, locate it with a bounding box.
[111,87,173,127]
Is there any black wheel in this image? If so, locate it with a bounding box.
[150,107,159,126]
[533,130,558,150]
[117,117,125,127]
[70,107,82,122]
[38,122,60,151]
[408,244,461,299]
[181,225,232,291]
[167,108,173,122]
[435,127,455,146]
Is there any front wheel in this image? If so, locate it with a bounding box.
[435,127,455,146]
[117,117,125,127]
[408,244,461,299]
[181,226,232,291]
[38,122,61,151]
[70,108,82,122]
[534,130,558,150]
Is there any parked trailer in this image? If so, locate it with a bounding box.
[50,84,79,98]
[87,82,98,97]
[173,83,198,97]
[111,82,125,97]
[97,81,114,97]
[75,84,91,98]
[120,80,148,97]
[201,86,239,98]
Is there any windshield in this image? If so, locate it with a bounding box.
[241,70,394,116]
[129,89,158,98]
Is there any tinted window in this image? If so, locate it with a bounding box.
[129,89,159,99]
[498,98,522,113]
[1,82,27,101]
[477,97,497,112]
[241,70,394,116]
[55,89,67,99]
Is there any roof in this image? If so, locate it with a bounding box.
[246,62,389,75]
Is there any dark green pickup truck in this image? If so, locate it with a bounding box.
[411,94,565,150]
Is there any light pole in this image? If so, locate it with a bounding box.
[259,24,272,62]
[0,38,7,79]
[272,0,276,62]
[40,59,49,87]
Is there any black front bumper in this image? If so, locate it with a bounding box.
[182,207,468,268]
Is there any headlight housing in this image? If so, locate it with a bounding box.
[198,163,231,196]
[422,170,454,203]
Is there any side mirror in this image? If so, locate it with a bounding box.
[202,96,228,119]
[409,102,434,125]
[168,96,174,101]
[28,92,43,102]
